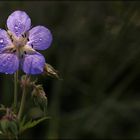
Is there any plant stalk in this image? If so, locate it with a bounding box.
[18,75,27,121]
[14,71,18,110]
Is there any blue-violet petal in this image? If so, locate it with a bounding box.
[27,26,52,50]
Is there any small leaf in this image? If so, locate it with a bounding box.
[19,116,26,128]
[0,119,18,138]
[0,131,3,135]
[8,121,18,136]
[0,104,5,108]
[0,119,9,133]
[0,105,6,112]
[19,116,50,133]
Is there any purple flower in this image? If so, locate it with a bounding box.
[0,10,52,74]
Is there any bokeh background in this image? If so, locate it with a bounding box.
[1,1,140,139]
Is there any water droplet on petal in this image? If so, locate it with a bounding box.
[14,22,21,32]
[0,38,4,44]
[14,21,24,35]
[14,25,19,34]
[14,25,18,30]
[39,38,42,41]
[15,31,19,34]
[7,56,10,60]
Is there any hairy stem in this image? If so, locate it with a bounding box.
[18,75,27,121]
[14,71,18,111]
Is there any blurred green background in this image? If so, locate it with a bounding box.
[1,1,140,139]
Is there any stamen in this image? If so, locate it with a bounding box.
[11,38,13,42]
[13,49,16,53]
[27,38,29,41]
[24,51,27,54]
[31,44,33,48]
[22,33,27,38]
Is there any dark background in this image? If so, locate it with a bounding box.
[0,1,140,139]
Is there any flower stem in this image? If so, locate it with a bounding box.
[18,75,27,121]
[14,71,18,111]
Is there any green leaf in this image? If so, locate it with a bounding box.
[19,116,26,128]
[8,121,18,136]
[0,105,6,112]
[0,119,18,138]
[0,119,9,133]
[19,116,50,133]
[0,131,3,135]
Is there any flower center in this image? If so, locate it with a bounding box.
[6,30,36,59]
[7,30,28,47]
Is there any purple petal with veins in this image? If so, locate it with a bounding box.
[7,10,31,37]
[0,52,19,74]
[27,26,52,50]
[22,52,45,74]
[0,29,12,49]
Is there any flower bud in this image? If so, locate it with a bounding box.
[43,63,61,79]
[31,85,47,114]
[0,108,18,137]
[20,75,32,87]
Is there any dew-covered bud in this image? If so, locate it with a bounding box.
[0,108,18,137]
[31,85,47,115]
[32,85,46,99]
[43,63,61,79]
[20,75,32,87]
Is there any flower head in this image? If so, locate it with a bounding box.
[0,10,52,74]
